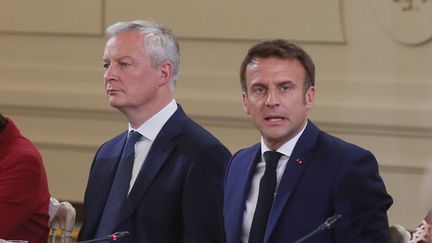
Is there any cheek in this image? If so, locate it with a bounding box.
[248,98,262,110]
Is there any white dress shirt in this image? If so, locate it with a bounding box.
[126,99,177,194]
[240,122,307,243]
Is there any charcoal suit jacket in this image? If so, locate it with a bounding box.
[79,106,231,243]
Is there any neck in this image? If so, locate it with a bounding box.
[124,97,174,129]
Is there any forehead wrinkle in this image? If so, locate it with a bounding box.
[248,67,295,83]
[104,32,147,59]
[103,54,133,62]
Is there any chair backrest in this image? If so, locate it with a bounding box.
[48,197,76,243]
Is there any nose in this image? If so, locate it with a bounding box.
[265,87,280,107]
[104,64,118,83]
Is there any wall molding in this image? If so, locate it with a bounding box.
[3,99,432,145]
[105,0,345,43]
[0,0,104,35]
[28,135,432,175]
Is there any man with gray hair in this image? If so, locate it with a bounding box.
[78,20,231,243]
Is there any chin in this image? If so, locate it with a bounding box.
[108,100,124,109]
[264,130,294,142]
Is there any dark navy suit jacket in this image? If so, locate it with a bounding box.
[224,121,393,243]
[78,106,231,243]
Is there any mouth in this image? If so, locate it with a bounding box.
[106,88,121,95]
[106,82,121,94]
[264,116,286,124]
[266,117,284,122]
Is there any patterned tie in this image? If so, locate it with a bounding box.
[96,131,142,237]
[249,151,283,243]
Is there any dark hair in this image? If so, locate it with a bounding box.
[240,39,315,92]
[0,114,7,132]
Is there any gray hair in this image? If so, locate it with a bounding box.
[106,20,180,86]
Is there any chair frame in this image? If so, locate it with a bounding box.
[49,198,76,243]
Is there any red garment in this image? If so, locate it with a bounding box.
[0,118,50,243]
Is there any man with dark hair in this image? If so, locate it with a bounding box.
[0,114,50,242]
[224,39,393,243]
[78,20,231,243]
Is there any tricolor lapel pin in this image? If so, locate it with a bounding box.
[296,159,303,165]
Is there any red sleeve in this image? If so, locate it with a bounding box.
[0,149,45,235]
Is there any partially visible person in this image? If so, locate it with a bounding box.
[223,39,393,243]
[0,114,50,242]
[410,164,432,243]
[409,211,431,242]
[78,20,231,243]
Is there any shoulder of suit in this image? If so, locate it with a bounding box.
[231,143,259,159]
[97,131,128,151]
[317,129,372,156]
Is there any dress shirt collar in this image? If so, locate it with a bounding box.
[261,120,308,159]
[128,99,178,141]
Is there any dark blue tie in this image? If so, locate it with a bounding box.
[249,151,283,243]
[96,131,142,237]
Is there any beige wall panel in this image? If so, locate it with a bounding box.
[0,34,104,74]
[0,0,431,229]
[0,34,107,112]
[192,116,258,152]
[40,145,95,202]
[324,129,432,169]
[0,0,104,35]
[105,0,344,42]
[381,170,427,230]
[4,108,126,202]
[0,34,105,66]
[8,111,124,149]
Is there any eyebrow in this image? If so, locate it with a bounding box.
[279,80,295,85]
[250,79,295,86]
[102,55,133,62]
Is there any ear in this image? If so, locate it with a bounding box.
[157,61,173,87]
[242,92,250,115]
[305,86,315,110]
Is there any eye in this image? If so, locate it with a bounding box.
[119,62,131,68]
[103,62,110,70]
[281,84,292,92]
[252,86,266,94]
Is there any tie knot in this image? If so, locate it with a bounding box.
[263,151,283,169]
[128,131,142,144]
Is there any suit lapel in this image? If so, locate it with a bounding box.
[85,132,128,235]
[225,144,261,243]
[116,106,187,225]
[264,121,320,242]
